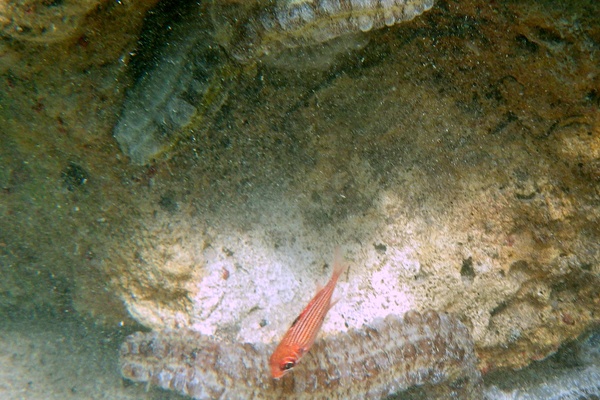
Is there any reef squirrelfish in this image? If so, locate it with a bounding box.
[269,251,347,379]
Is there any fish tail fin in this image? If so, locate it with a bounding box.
[327,297,341,312]
[315,283,323,293]
[332,247,348,281]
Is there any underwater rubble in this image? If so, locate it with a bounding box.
[0,0,599,399]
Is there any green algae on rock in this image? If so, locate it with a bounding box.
[120,310,482,399]
[113,0,435,164]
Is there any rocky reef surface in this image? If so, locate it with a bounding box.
[484,327,600,399]
[0,0,599,398]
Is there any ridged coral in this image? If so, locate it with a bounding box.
[120,310,482,399]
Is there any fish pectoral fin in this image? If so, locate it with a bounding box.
[298,346,309,357]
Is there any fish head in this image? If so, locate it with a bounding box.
[269,345,301,379]
[270,355,297,378]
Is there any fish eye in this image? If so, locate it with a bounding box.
[282,361,295,370]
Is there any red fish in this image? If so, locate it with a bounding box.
[269,251,347,379]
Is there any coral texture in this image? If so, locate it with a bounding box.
[120,310,482,399]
